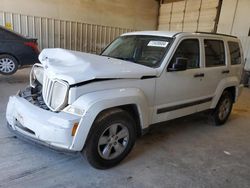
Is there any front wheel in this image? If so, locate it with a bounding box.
[83,108,136,169]
[211,91,233,126]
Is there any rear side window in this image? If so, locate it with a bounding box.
[169,39,200,69]
[204,40,225,67]
[228,41,241,65]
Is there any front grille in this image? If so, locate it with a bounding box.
[29,66,68,111]
[42,73,54,110]
[42,73,69,111]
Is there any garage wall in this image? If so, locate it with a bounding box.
[0,10,135,53]
[0,0,159,52]
[217,0,250,66]
[158,0,221,32]
[0,0,159,30]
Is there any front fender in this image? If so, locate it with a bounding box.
[69,88,151,151]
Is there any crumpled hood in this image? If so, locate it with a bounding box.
[39,48,157,85]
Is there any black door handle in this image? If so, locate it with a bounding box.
[194,73,205,78]
[222,70,230,74]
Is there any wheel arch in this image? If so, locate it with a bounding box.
[211,85,238,109]
[224,86,236,102]
[96,104,143,138]
[211,76,240,109]
[69,88,151,151]
[0,52,20,65]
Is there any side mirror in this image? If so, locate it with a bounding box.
[168,57,188,72]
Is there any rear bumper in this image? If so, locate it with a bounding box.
[6,96,81,151]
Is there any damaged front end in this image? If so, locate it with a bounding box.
[18,83,50,111]
[28,63,69,112]
[6,67,81,151]
[18,63,50,110]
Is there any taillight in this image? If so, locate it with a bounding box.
[24,42,39,54]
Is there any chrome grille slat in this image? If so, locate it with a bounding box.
[46,79,52,104]
[42,73,54,107]
[46,81,54,105]
[42,72,69,111]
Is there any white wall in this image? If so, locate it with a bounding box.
[217,0,250,36]
[158,0,219,32]
[0,0,159,52]
[217,0,250,66]
[0,0,159,30]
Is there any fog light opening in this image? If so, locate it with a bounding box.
[71,122,79,136]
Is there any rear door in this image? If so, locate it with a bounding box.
[197,38,228,111]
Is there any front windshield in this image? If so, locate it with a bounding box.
[101,35,173,68]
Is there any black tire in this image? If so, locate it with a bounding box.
[0,54,18,75]
[211,90,233,126]
[83,108,136,169]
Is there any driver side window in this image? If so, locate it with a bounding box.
[169,39,200,69]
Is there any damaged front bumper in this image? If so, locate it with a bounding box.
[6,94,81,151]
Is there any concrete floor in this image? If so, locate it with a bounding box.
[0,68,250,188]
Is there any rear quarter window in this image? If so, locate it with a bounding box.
[228,41,241,65]
[204,40,225,67]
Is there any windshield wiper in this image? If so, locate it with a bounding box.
[101,54,111,57]
[113,57,136,63]
[102,54,136,63]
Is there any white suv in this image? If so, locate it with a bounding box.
[6,31,244,169]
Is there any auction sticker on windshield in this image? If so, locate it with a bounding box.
[147,41,169,48]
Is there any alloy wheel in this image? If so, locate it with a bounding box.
[218,97,231,120]
[0,57,16,74]
[98,123,129,160]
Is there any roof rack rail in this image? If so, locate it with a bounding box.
[195,31,237,38]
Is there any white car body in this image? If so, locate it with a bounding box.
[6,31,244,152]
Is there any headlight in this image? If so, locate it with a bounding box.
[63,105,85,116]
[33,66,44,84]
[50,81,68,110]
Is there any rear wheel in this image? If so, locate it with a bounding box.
[211,91,233,126]
[0,54,18,75]
[84,108,136,169]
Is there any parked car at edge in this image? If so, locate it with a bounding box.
[0,26,39,75]
[6,31,244,169]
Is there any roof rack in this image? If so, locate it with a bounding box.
[195,31,237,38]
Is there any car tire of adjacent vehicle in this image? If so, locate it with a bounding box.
[84,108,136,169]
[211,90,233,126]
[0,54,18,75]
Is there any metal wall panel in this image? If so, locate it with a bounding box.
[0,10,134,54]
[158,3,172,30]
[239,37,250,66]
[170,1,185,31]
[217,0,250,67]
[158,0,219,32]
[183,0,201,31]
[198,0,219,31]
